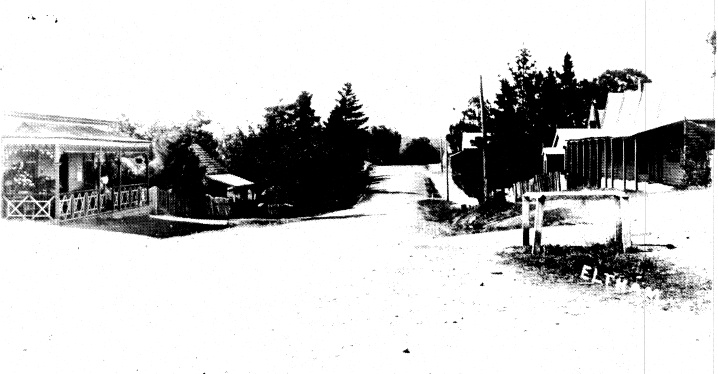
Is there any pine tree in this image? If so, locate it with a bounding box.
[325,83,369,131]
[558,53,577,89]
[324,82,371,207]
[558,53,590,128]
[508,48,538,112]
[491,78,518,137]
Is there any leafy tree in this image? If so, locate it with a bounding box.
[184,111,220,159]
[159,132,206,197]
[152,114,219,201]
[539,67,562,129]
[219,127,249,175]
[112,114,142,138]
[220,88,372,214]
[597,68,651,93]
[400,137,440,165]
[489,78,518,137]
[367,125,402,165]
[577,78,600,127]
[680,127,713,187]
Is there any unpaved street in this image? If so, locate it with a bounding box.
[1,165,713,373]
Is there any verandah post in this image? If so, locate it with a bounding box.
[53,144,61,223]
[587,140,591,187]
[144,152,150,205]
[592,139,597,187]
[634,137,639,191]
[116,149,123,210]
[622,138,627,190]
[97,147,102,211]
[610,139,614,188]
[604,138,609,188]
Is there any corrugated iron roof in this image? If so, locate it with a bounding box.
[189,143,226,175]
[7,111,120,127]
[1,111,150,145]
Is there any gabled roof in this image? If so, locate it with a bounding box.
[599,89,647,137]
[188,144,255,187]
[189,143,226,175]
[596,84,713,138]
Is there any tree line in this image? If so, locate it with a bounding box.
[118,83,415,215]
[447,48,651,188]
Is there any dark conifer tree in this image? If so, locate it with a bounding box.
[324,82,371,207]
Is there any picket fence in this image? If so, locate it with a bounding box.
[151,187,235,218]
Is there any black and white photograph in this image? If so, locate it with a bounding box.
[0,1,715,373]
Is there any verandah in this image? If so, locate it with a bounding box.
[1,142,150,221]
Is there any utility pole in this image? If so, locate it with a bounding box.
[479,75,488,204]
[446,140,450,202]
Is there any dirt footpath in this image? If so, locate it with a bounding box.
[0,165,712,373]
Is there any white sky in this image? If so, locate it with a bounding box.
[0,1,715,138]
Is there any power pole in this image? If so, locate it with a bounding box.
[446,140,450,202]
[480,75,488,204]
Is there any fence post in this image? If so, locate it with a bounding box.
[149,186,159,214]
[614,195,623,250]
[522,195,531,248]
[620,195,631,252]
[532,195,546,254]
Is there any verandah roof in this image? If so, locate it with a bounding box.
[1,112,151,152]
[206,173,254,188]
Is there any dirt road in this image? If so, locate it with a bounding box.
[1,165,712,373]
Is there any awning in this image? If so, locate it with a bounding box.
[206,173,254,187]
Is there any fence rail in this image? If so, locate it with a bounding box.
[2,184,148,221]
[150,187,253,218]
[3,194,54,220]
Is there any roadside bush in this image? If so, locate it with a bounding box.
[680,128,713,188]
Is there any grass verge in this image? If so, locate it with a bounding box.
[499,244,712,303]
[418,178,574,235]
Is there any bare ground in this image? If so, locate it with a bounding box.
[0,165,713,373]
